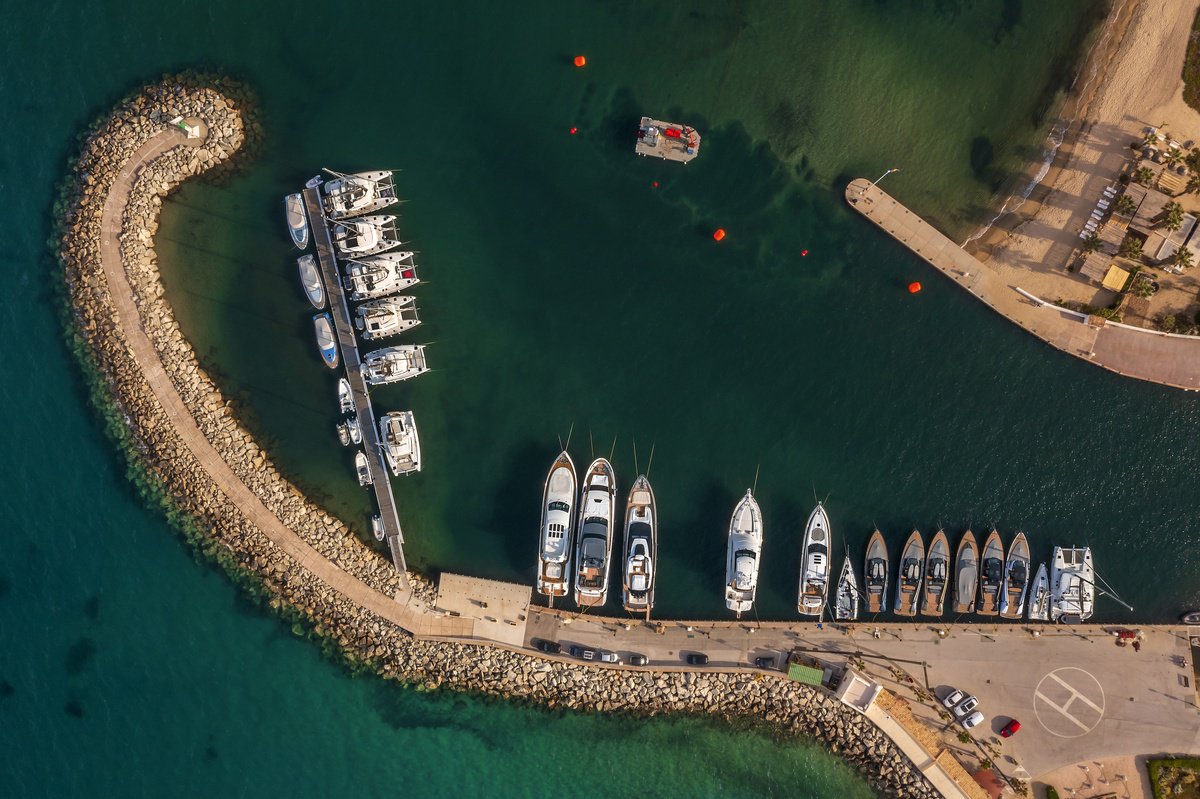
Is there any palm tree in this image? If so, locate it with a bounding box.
[1083,233,1102,252]
[1166,147,1186,168]
[1174,246,1194,270]
[1163,201,1185,232]
[1120,235,1144,260]
[1143,129,1161,148]
[1115,193,1138,216]
[1135,166,1157,186]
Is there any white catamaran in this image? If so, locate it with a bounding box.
[573,458,616,608]
[342,253,419,301]
[797,503,831,616]
[355,295,420,340]
[724,490,763,617]
[322,170,398,219]
[622,475,657,617]
[378,411,421,476]
[361,345,428,386]
[1050,546,1094,623]
[536,451,577,602]
[332,215,402,258]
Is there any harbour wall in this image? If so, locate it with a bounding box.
[55,75,943,799]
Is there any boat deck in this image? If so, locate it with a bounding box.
[635,117,700,163]
[303,187,408,574]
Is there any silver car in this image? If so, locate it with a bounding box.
[941,689,964,710]
[961,711,985,729]
[953,695,979,719]
[598,651,619,664]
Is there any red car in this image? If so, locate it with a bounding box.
[1000,719,1021,738]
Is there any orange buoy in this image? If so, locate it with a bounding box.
[573,55,587,67]
[569,126,578,135]
[712,228,727,242]
[908,281,922,294]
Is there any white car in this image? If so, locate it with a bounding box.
[598,651,619,664]
[962,711,985,729]
[953,695,979,719]
[941,689,964,710]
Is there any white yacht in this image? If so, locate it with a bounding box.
[622,475,657,617]
[573,458,616,608]
[724,489,763,617]
[536,451,577,602]
[833,554,859,621]
[354,451,372,486]
[332,215,401,257]
[355,295,420,340]
[313,312,338,369]
[361,345,428,386]
[797,503,831,616]
[1000,531,1031,619]
[378,411,421,476]
[1050,546,1094,623]
[1027,563,1050,621]
[322,170,398,219]
[345,415,362,445]
[342,252,419,301]
[285,193,309,249]
[297,254,324,309]
[337,378,354,414]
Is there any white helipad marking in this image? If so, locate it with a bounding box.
[1033,667,1105,738]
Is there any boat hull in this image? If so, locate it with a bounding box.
[1026,562,1050,621]
[313,313,338,369]
[952,530,979,614]
[833,555,859,621]
[894,530,924,617]
[863,529,888,614]
[285,193,309,249]
[573,458,616,608]
[977,530,1004,616]
[725,490,763,616]
[1000,532,1031,619]
[536,451,577,599]
[797,504,832,617]
[621,475,657,614]
[920,530,950,617]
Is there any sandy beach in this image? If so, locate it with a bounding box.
[969,0,1200,311]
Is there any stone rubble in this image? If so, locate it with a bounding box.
[55,73,940,799]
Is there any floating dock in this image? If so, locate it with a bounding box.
[635,117,700,163]
[303,187,408,576]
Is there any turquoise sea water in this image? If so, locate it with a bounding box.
[6,1,1185,796]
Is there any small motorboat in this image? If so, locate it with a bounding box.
[1000,532,1031,619]
[952,530,979,614]
[370,514,384,540]
[285,193,309,249]
[337,378,354,415]
[833,553,859,621]
[920,529,950,617]
[297,254,325,309]
[1180,610,1200,624]
[894,530,924,617]
[1027,562,1050,621]
[724,489,763,617]
[346,415,363,445]
[336,421,351,446]
[313,312,338,369]
[797,503,832,616]
[355,451,372,486]
[864,529,888,614]
[978,529,1004,616]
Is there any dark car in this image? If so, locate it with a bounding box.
[1000,719,1021,738]
[627,654,648,666]
[754,655,775,669]
[685,652,709,666]
[532,639,560,654]
[568,645,596,661]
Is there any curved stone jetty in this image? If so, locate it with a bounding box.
[846,178,1200,390]
[54,75,946,799]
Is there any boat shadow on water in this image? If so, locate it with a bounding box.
[490,441,559,584]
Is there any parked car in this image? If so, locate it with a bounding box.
[962,711,985,730]
[568,645,596,661]
[941,689,965,710]
[754,655,776,669]
[953,695,979,719]
[628,654,648,666]
[532,639,560,654]
[1000,719,1021,738]
[598,651,619,664]
[685,653,709,665]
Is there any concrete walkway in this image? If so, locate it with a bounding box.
[846,178,1200,390]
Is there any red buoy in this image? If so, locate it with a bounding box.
[652,181,659,188]
[801,249,809,257]
[908,281,922,294]
[573,55,587,67]
[712,228,727,242]
[569,126,578,135]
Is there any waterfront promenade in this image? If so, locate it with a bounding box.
[846,178,1200,390]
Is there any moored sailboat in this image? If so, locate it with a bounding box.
[920,529,949,617]
[622,475,657,617]
[952,530,979,614]
[797,503,832,616]
[355,295,420,340]
[894,530,924,617]
[724,490,763,617]
[834,554,859,621]
[332,215,401,257]
[343,252,420,301]
[864,529,889,614]
[573,458,616,608]
[1050,546,1094,623]
[322,170,398,219]
[1027,563,1050,621]
[1000,532,1031,619]
[536,451,577,602]
[361,345,428,386]
[378,411,421,476]
[978,529,1004,616]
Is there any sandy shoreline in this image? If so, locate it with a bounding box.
[966,0,1200,310]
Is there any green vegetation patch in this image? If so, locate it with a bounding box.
[1182,8,1200,112]
[1149,758,1200,799]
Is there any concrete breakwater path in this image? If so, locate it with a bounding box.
[845,178,1200,390]
[58,78,1199,799]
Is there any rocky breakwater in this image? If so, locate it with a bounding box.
[56,73,939,799]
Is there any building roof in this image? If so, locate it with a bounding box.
[1097,219,1126,253]
[787,662,824,686]
[1079,251,1115,283]
[1130,181,1174,235]
[835,668,882,712]
[1101,264,1130,292]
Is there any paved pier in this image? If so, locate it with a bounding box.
[302,188,408,575]
[845,178,1200,390]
